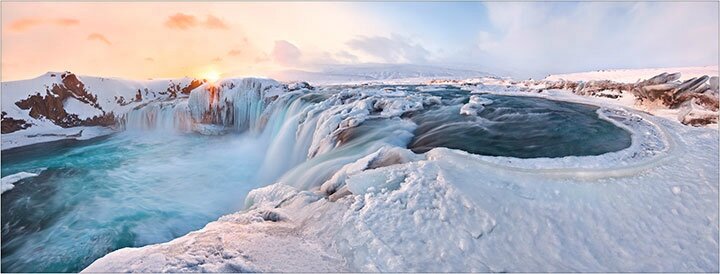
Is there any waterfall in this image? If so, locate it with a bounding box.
[187,78,284,132]
[122,101,193,132]
[120,79,427,190]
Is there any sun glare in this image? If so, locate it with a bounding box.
[201,70,221,82]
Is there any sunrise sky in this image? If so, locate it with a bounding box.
[1,2,718,81]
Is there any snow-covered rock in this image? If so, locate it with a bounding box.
[1,72,206,149]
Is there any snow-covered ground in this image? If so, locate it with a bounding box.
[271,64,493,85]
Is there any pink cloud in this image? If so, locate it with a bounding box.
[228,49,242,56]
[164,13,197,29]
[164,13,228,30]
[204,15,228,29]
[8,17,79,32]
[53,18,80,26]
[87,33,111,45]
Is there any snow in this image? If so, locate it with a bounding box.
[545,65,719,83]
[63,97,103,119]
[83,205,348,272]
[1,124,116,151]
[271,64,493,85]
[459,95,493,116]
[1,171,39,194]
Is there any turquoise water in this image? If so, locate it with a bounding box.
[1,132,269,272]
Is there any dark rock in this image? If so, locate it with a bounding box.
[673,75,709,97]
[181,79,204,95]
[288,81,314,91]
[1,111,32,134]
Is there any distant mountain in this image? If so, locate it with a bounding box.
[271,64,494,84]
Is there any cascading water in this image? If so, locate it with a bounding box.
[122,101,194,131]
[1,79,635,273]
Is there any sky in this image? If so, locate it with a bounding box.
[1,1,718,81]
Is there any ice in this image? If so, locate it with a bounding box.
[459,95,493,116]
[1,171,39,194]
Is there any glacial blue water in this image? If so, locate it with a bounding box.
[1,132,270,272]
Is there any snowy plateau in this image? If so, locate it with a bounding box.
[1,66,718,272]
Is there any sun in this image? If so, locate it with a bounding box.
[200,70,221,82]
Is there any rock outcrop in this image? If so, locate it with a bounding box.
[14,73,114,128]
[537,73,719,126]
[1,111,31,134]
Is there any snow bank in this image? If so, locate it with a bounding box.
[1,171,40,194]
[1,124,116,151]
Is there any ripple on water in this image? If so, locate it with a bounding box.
[1,133,269,272]
[407,94,632,158]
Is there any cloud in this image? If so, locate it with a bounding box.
[164,13,229,30]
[7,17,79,32]
[164,13,197,29]
[87,33,111,45]
[144,57,155,62]
[204,15,228,29]
[347,34,431,63]
[211,57,222,62]
[469,2,719,78]
[228,49,243,56]
[271,40,302,66]
[335,50,359,63]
